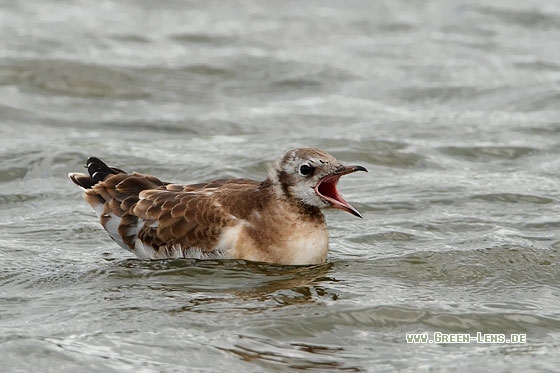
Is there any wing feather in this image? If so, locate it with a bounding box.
[132,189,233,252]
[120,196,139,213]
[77,166,264,258]
[170,202,187,217]
[116,173,165,195]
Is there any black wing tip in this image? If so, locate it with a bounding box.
[86,156,104,166]
[86,157,111,183]
[69,157,125,189]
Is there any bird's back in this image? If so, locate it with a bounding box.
[70,158,269,259]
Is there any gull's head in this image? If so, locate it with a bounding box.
[269,148,367,217]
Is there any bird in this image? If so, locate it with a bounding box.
[68,148,367,265]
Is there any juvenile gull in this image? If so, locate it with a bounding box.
[69,148,367,265]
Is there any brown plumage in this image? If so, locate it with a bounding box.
[68,148,367,265]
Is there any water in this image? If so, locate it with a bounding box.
[1,0,560,371]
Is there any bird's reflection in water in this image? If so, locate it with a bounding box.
[110,258,340,311]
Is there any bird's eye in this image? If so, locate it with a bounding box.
[299,164,314,176]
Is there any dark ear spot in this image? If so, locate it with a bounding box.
[278,170,291,197]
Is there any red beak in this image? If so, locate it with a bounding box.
[314,165,367,218]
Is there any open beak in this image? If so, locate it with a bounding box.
[314,165,367,218]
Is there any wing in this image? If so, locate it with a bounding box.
[73,158,261,258]
[131,188,233,256]
[129,178,264,257]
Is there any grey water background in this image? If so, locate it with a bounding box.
[1,0,560,371]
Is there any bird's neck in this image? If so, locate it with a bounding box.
[261,177,325,224]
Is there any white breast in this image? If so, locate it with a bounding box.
[287,224,329,265]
